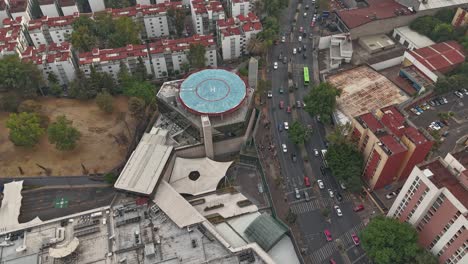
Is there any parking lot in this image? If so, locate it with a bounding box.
[407,91,468,156]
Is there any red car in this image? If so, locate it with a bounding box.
[324,229,332,241]
[287,106,291,113]
[329,259,337,264]
[310,21,315,27]
[304,176,310,187]
[279,101,284,109]
[299,26,304,33]
[353,204,365,212]
[352,233,360,245]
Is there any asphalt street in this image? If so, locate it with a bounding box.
[266,1,370,263]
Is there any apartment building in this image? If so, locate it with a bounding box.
[227,0,251,17]
[21,42,75,84]
[139,1,183,39]
[190,0,225,35]
[0,1,8,26]
[217,12,261,60]
[388,151,467,264]
[87,0,105,12]
[78,44,152,80]
[0,17,29,57]
[148,34,217,79]
[352,105,433,190]
[57,0,78,16]
[37,0,59,17]
[8,0,31,22]
[27,14,76,47]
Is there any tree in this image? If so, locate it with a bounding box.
[123,80,156,104]
[410,16,440,36]
[69,70,95,99]
[168,8,186,36]
[361,217,420,264]
[96,91,114,113]
[431,23,454,42]
[70,25,98,52]
[256,79,271,95]
[6,112,44,147]
[303,82,341,124]
[117,61,132,84]
[247,36,266,55]
[434,8,456,24]
[0,93,20,112]
[188,43,206,69]
[327,123,352,145]
[288,121,311,145]
[133,57,148,81]
[47,115,81,151]
[128,97,146,118]
[437,111,454,121]
[109,16,142,48]
[0,55,44,97]
[326,142,363,192]
[414,249,438,264]
[105,0,131,8]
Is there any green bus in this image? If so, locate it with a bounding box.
[303,67,310,86]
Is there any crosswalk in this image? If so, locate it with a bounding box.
[290,199,324,214]
[308,240,338,263]
[337,222,366,249]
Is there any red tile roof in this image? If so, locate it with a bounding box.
[218,13,261,37]
[148,35,215,54]
[380,106,405,136]
[57,0,76,7]
[407,41,466,73]
[192,0,224,15]
[21,42,72,64]
[8,0,28,13]
[359,113,383,132]
[379,135,407,155]
[336,0,410,29]
[28,14,78,30]
[0,19,22,53]
[404,127,428,145]
[78,44,148,65]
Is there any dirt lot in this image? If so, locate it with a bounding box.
[0,96,137,177]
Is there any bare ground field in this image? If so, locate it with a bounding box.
[0,96,137,177]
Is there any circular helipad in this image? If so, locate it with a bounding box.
[179,69,247,116]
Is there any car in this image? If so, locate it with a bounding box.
[442,131,449,137]
[442,97,448,104]
[267,90,272,98]
[328,189,334,198]
[309,33,314,39]
[278,124,283,132]
[282,143,287,152]
[334,205,343,216]
[303,52,307,59]
[279,87,284,94]
[352,233,360,245]
[319,166,325,175]
[329,259,337,264]
[298,47,302,53]
[278,53,282,60]
[385,191,397,199]
[314,149,319,156]
[293,48,297,54]
[305,4,309,9]
[434,99,441,106]
[429,100,436,107]
[273,62,278,70]
[296,101,302,108]
[292,153,297,162]
[284,122,289,130]
[324,229,332,241]
[312,17,316,22]
[317,179,324,189]
[303,12,307,17]
[441,119,449,126]
[454,91,464,98]
[294,188,300,199]
[462,88,468,95]
[336,192,343,202]
[410,108,421,115]
[310,21,315,27]
[286,106,291,113]
[415,106,424,113]
[353,204,365,212]
[299,26,304,33]
[279,100,284,109]
[282,56,287,64]
[303,44,307,51]
[304,191,310,201]
[298,36,302,42]
[436,121,444,128]
[340,182,346,190]
[281,35,286,43]
[304,176,311,187]
[302,31,307,38]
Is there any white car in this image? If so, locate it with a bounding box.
[295,188,301,199]
[298,36,302,42]
[334,205,343,217]
[281,36,286,43]
[282,144,287,152]
[284,122,289,130]
[303,12,307,17]
[328,189,334,198]
[273,62,278,70]
[317,180,324,189]
[454,91,464,98]
[410,108,421,116]
[267,90,273,98]
[340,183,346,190]
[293,48,297,54]
[314,149,319,157]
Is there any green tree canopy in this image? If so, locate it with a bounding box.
[0,55,44,97]
[326,142,363,192]
[414,249,438,264]
[288,121,311,145]
[360,216,420,264]
[168,8,186,36]
[434,8,456,24]
[128,97,146,118]
[303,82,341,124]
[96,91,114,113]
[123,80,156,105]
[133,57,148,81]
[410,16,441,36]
[188,44,206,69]
[6,112,44,147]
[47,115,81,151]
[431,23,454,42]
[105,0,131,8]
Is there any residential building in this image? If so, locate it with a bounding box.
[190,0,225,35]
[0,1,8,26]
[0,17,29,57]
[400,41,465,93]
[388,151,468,264]
[148,35,217,79]
[227,0,251,17]
[396,0,468,11]
[392,26,434,51]
[37,0,59,17]
[87,0,105,12]
[452,7,468,27]
[139,1,183,39]
[57,0,78,16]
[329,33,353,69]
[8,0,31,22]
[21,42,76,84]
[352,105,433,190]
[136,0,151,4]
[78,44,152,80]
[27,14,77,47]
[217,12,262,60]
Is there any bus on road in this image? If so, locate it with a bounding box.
[303,67,310,86]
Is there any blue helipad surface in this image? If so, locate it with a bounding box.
[179,69,247,115]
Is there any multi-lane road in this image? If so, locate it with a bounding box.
[265,1,371,263]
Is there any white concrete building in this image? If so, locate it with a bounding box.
[148,35,217,79]
[37,0,59,17]
[87,0,105,12]
[8,0,31,22]
[28,14,76,47]
[139,1,183,39]
[21,42,76,84]
[57,0,78,16]
[0,1,9,26]
[217,12,262,60]
[190,0,225,35]
[228,0,251,17]
[136,0,151,4]
[396,0,468,11]
[329,33,353,69]
[392,26,435,51]
[78,44,152,80]
[0,17,29,57]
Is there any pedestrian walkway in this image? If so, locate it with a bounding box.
[290,199,323,214]
[308,240,338,263]
[337,222,366,249]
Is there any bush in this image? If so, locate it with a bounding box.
[104,172,118,184]
[6,112,44,147]
[95,91,114,113]
[18,100,42,113]
[239,67,248,77]
[47,115,81,151]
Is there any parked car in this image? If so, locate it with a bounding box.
[282,144,287,153]
[279,87,284,94]
[317,179,324,189]
[304,176,311,187]
[314,149,319,156]
[454,91,464,98]
[304,190,310,201]
[328,189,334,198]
[334,205,343,216]
[442,97,448,104]
[324,229,332,241]
[385,191,397,199]
[352,233,360,245]
[281,35,286,42]
[279,101,284,109]
[284,122,289,130]
[273,62,278,70]
[429,100,436,107]
[267,91,272,98]
[296,101,302,108]
[278,124,283,132]
[353,204,365,212]
[287,106,291,113]
[294,188,300,199]
[336,192,343,202]
[305,4,309,9]
[410,108,420,115]
[415,106,424,113]
[340,183,346,190]
[462,88,468,95]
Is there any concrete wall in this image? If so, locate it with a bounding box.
[318,35,332,50]
[370,56,404,71]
